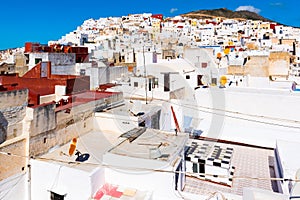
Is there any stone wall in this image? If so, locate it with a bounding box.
[29,93,123,156]
[30,103,56,137]
[0,89,28,144]
[29,103,93,156]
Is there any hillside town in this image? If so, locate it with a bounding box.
[1,11,300,200]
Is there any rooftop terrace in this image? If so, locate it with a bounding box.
[184,139,275,196]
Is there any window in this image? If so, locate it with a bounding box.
[134,82,138,87]
[212,78,217,85]
[164,74,170,92]
[80,69,86,76]
[201,63,208,68]
[152,78,158,88]
[186,75,190,79]
[50,192,65,200]
[25,54,29,64]
[35,58,42,64]
[13,129,17,137]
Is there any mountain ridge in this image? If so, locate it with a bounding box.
[181,8,279,24]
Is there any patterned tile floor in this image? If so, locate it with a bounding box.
[184,140,274,196]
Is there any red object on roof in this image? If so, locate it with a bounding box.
[171,105,181,132]
[94,183,123,199]
[151,14,163,20]
[270,23,277,30]
[98,83,120,91]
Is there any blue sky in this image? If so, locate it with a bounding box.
[0,0,299,50]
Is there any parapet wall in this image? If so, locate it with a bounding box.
[29,92,123,156]
[0,139,27,180]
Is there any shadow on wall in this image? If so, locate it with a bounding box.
[0,111,8,144]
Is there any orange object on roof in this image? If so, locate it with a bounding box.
[68,138,77,156]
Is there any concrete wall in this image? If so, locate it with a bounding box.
[105,166,181,199]
[30,160,104,200]
[136,52,156,68]
[94,112,138,134]
[28,53,49,70]
[39,94,56,104]
[108,66,128,83]
[228,52,290,77]
[0,89,28,143]
[0,139,27,180]
[87,67,107,89]
[269,52,290,77]
[194,87,300,147]
[30,103,94,156]
[51,65,76,75]
[29,53,76,70]
[243,56,268,77]
[30,104,56,137]
[170,87,185,99]
[48,53,76,66]
[29,92,123,156]
[0,172,28,200]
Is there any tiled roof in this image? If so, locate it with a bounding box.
[184,139,274,196]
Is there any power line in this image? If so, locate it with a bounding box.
[121,91,300,129]
[1,151,299,183]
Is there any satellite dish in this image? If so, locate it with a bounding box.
[68,138,77,156]
[220,76,227,86]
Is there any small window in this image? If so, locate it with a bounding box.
[201,63,208,68]
[186,75,190,79]
[80,69,86,76]
[154,78,158,88]
[13,129,17,137]
[35,58,42,64]
[134,82,138,87]
[212,78,217,85]
[50,192,65,200]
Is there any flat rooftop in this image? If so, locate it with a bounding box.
[184,139,275,196]
[38,129,124,172]
[36,127,187,172]
[107,127,187,162]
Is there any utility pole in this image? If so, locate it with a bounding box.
[143,46,148,104]
[196,55,201,67]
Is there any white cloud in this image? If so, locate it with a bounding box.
[235,6,261,14]
[270,2,283,6]
[170,8,178,14]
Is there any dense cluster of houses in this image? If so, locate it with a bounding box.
[0,12,300,200]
